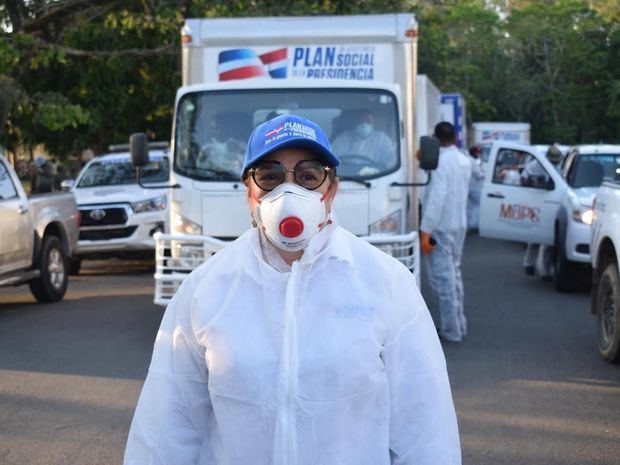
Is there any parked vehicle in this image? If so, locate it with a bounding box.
[0,153,79,302]
[478,142,620,291]
[131,13,439,304]
[65,148,169,274]
[440,93,467,150]
[472,122,531,166]
[590,166,620,363]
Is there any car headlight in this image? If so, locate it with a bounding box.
[369,210,401,235]
[132,195,167,214]
[172,212,202,235]
[572,206,594,225]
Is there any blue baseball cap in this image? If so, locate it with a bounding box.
[241,114,340,177]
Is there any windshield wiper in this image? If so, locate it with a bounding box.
[184,167,240,181]
[338,176,372,188]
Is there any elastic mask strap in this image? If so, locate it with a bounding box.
[320,183,334,202]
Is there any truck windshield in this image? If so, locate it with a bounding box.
[568,154,620,188]
[174,89,400,181]
[77,156,170,188]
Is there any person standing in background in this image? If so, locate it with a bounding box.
[420,122,471,342]
[521,145,563,279]
[467,145,485,231]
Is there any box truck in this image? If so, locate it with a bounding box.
[131,14,438,304]
[440,93,467,149]
[472,122,531,165]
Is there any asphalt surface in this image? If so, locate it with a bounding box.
[0,237,619,465]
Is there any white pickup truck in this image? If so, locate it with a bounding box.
[65,148,169,273]
[0,153,80,302]
[479,142,619,292]
[591,178,620,363]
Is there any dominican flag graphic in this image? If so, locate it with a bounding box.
[218,48,288,81]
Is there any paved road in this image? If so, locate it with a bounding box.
[0,238,619,465]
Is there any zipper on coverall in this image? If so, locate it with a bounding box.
[277,261,300,465]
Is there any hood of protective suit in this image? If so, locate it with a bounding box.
[124,225,461,465]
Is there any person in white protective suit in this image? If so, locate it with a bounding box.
[331,109,395,175]
[420,122,471,343]
[466,145,485,231]
[124,114,461,465]
[521,145,563,279]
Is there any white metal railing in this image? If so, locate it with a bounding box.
[153,230,420,306]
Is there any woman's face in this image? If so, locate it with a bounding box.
[246,147,338,219]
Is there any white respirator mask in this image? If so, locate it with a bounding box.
[255,182,329,252]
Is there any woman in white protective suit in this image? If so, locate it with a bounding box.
[124,114,461,465]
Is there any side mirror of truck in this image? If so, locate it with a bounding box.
[527,175,555,190]
[60,179,75,191]
[130,133,150,168]
[419,136,439,171]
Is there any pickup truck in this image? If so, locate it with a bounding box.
[63,148,169,274]
[479,142,619,291]
[591,179,620,363]
[0,154,80,302]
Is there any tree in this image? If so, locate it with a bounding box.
[505,0,618,142]
[1,0,181,159]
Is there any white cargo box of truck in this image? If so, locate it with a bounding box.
[472,121,531,165]
[150,14,433,304]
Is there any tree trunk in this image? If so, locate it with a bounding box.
[5,0,26,32]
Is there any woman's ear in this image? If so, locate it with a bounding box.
[324,177,339,212]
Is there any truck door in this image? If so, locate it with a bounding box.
[0,159,32,273]
[479,142,564,246]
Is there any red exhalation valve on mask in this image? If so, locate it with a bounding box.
[279,217,304,238]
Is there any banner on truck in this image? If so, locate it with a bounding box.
[481,131,523,142]
[209,45,394,82]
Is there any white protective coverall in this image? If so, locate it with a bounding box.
[331,129,395,170]
[466,155,485,230]
[421,145,472,342]
[124,222,461,465]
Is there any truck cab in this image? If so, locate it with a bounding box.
[0,154,79,302]
[172,80,407,238]
[591,179,620,363]
[479,142,620,291]
[67,149,169,273]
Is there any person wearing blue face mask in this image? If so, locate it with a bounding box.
[331,110,395,175]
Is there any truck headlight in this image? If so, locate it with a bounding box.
[369,210,401,234]
[572,207,594,225]
[132,195,167,214]
[172,212,202,235]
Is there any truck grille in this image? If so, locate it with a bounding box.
[80,207,128,226]
[80,226,138,241]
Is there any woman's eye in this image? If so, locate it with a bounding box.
[258,172,278,181]
[299,171,319,181]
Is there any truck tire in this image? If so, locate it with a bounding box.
[553,238,578,292]
[597,262,620,363]
[29,235,68,303]
[68,257,82,275]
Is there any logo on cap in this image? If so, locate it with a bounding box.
[265,125,285,138]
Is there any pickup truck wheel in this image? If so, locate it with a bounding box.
[68,257,82,275]
[597,262,620,363]
[553,239,578,292]
[29,236,68,303]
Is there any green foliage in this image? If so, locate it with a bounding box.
[1,0,618,159]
